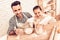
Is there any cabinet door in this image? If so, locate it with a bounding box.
[37,0,56,17]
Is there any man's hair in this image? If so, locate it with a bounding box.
[11,1,21,8]
[33,6,42,11]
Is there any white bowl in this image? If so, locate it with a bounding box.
[24,28,33,35]
[35,27,43,34]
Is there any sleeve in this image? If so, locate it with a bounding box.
[39,15,52,25]
[48,17,56,24]
[24,12,32,18]
[7,16,16,34]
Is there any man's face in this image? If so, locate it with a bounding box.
[33,8,42,18]
[12,5,22,17]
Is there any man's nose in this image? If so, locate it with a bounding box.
[17,11,20,14]
[37,13,39,16]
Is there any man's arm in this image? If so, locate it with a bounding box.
[7,16,16,35]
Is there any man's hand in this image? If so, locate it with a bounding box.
[9,30,16,35]
[15,28,24,35]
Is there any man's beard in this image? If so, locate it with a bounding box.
[16,12,22,17]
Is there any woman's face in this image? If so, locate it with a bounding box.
[33,8,42,18]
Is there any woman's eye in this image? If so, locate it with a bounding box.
[14,10,17,12]
[18,9,20,10]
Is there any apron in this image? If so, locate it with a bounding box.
[15,13,28,29]
[15,13,33,34]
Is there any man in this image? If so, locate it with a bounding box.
[7,1,32,35]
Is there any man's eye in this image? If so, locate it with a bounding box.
[14,10,17,12]
[35,13,37,15]
[18,9,20,10]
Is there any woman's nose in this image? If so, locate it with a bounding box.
[17,11,20,14]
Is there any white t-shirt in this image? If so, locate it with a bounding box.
[27,15,56,25]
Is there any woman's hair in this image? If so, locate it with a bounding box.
[33,6,42,11]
